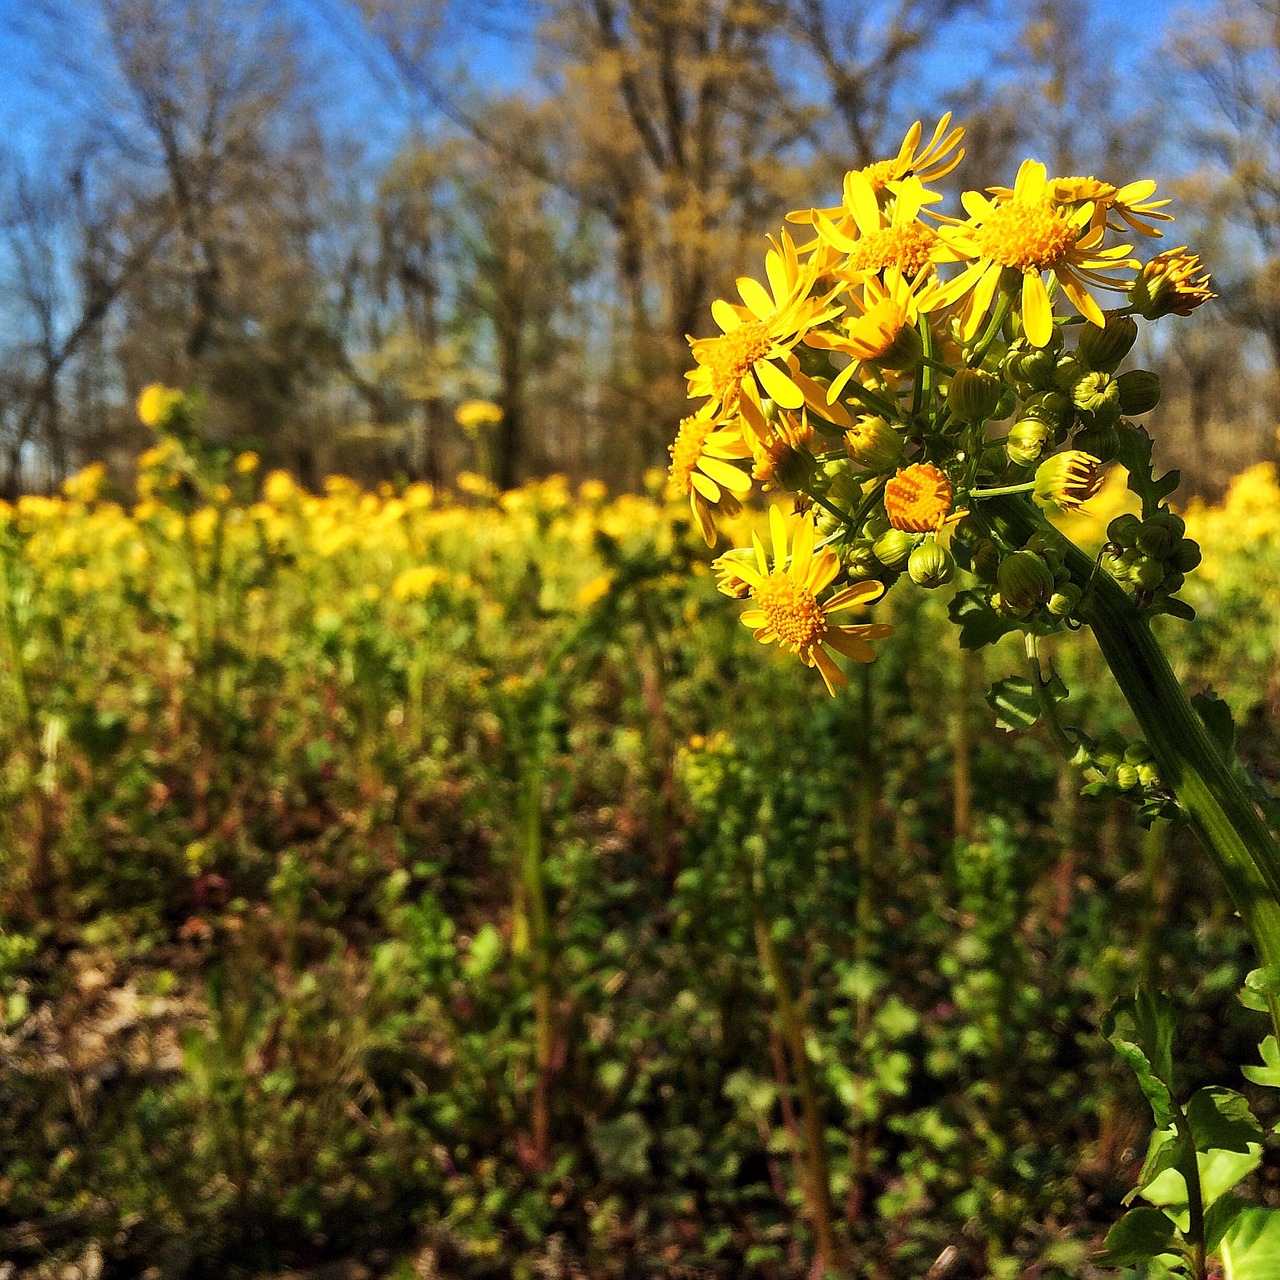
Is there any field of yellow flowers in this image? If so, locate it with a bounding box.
[1,453,1279,1279]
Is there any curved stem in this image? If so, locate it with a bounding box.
[985,494,1280,974]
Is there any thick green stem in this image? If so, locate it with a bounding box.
[986,494,1280,972]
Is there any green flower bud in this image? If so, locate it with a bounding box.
[1113,763,1139,791]
[1071,424,1120,463]
[1136,763,1160,788]
[1020,390,1075,435]
[948,368,1005,423]
[1076,314,1138,373]
[1131,557,1165,590]
[845,415,904,471]
[1171,539,1202,573]
[1007,346,1057,390]
[1107,513,1142,547]
[842,541,879,577]
[972,538,1001,582]
[996,550,1055,614]
[872,528,920,571]
[1006,418,1051,466]
[993,385,1017,421]
[1161,570,1186,594]
[1053,356,1085,390]
[1117,369,1161,415]
[1135,520,1178,559]
[908,539,955,588]
[1071,370,1121,418]
[1047,583,1082,617]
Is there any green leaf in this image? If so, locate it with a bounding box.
[1116,423,1181,516]
[1105,989,1177,1127]
[1095,1207,1178,1265]
[1187,1087,1263,1155]
[1193,690,1236,763]
[987,676,1040,731]
[1219,1207,1280,1280]
[949,589,1019,649]
[1242,1036,1280,1089]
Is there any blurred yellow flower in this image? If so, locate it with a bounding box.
[137,383,185,428]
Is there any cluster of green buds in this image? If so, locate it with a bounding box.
[1074,733,1179,827]
[1101,509,1202,614]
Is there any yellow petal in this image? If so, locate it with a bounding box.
[769,504,788,571]
[700,456,753,496]
[755,358,806,409]
[811,644,848,694]
[825,580,885,611]
[790,515,815,580]
[1021,271,1054,348]
[737,275,776,319]
[712,298,745,332]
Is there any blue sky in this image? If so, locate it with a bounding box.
[0,0,1183,170]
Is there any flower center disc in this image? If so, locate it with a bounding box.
[974,199,1077,272]
[754,573,826,647]
[709,321,772,400]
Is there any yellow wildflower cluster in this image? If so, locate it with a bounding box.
[674,109,1216,693]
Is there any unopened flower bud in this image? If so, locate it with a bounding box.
[1107,514,1142,547]
[948,368,1004,423]
[1020,390,1074,435]
[845,415,903,471]
[873,528,920,571]
[1047,583,1082,617]
[842,541,879,577]
[908,540,955,588]
[1135,519,1179,560]
[1112,763,1140,791]
[1034,451,1103,511]
[1076,314,1138,373]
[1053,356,1085,390]
[1071,424,1120,463]
[1117,370,1161,415]
[1072,370,1121,419]
[1006,418,1051,466]
[1006,346,1056,390]
[997,550,1055,615]
[1171,539,1202,573]
[972,539,1001,583]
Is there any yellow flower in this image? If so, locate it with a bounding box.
[1129,248,1215,319]
[940,159,1137,347]
[806,269,946,400]
[791,114,966,228]
[137,383,185,428]
[749,409,816,490]
[685,231,842,418]
[667,411,754,547]
[456,399,503,437]
[234,451,260,474]
[576,573,614,609]
[1049,176,1172,238]
[1034,451,1104,511]
[263,470,297,506]
[62,463,107,503]
[729,506,892,695]
[810,175,960,281]
[391,565,448,601]
[884,463,955,531]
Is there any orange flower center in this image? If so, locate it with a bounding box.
[885,463,953,531]
[707,321,772,402]
[668,415,715,495]
[753,572,826,648]
[845,223,938,277]
[973,198,1077,272]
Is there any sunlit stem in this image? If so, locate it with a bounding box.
[971,482,1037,498]
[986,494,1280,1012]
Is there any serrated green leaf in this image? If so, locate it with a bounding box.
[1095,1207,1178,1265]
[1219,1206,1280,1280]
[987,676,1040,731]
[1116,425,1181,516]
[1105,989,1177,1127]
[949,589,1019,649]
[1241,1036,1280,1089]
[1206,1193,1250,1252]
[1142,1138,1262,1223]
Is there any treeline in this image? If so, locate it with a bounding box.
[2,0,1278,497]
